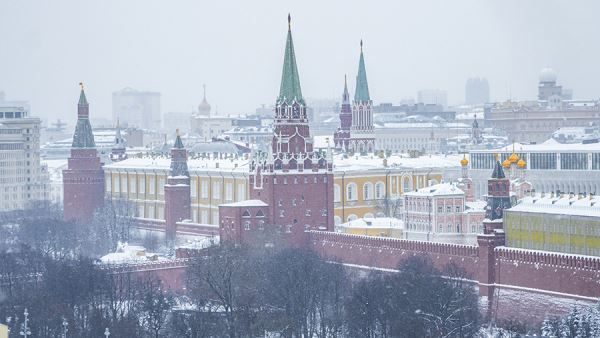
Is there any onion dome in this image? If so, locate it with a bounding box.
[502,159,511,168]
[198,84,211,115]
[508,152,519,163]
[460,155,469,167]
[517,159,526,168]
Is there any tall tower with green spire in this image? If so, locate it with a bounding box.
[349,40,375,153]
[271,14,314,162]
[63,83,105,222]
[242,15,334,247]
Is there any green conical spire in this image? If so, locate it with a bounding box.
[277,14,304,105]
[78,82,88,105]
[173,129,184,149]
[354,40,371,102]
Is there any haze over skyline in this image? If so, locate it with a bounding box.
[1,0,600,124]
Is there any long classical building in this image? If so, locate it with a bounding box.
[505,193,600,256]
[104,152,461,227]
[467,140,600,199]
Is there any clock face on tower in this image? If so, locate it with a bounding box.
[292,105,300,118]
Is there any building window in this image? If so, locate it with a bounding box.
[437,206,443,213]
[212,181,221,199]
[201,180,208,198]
[244,221,251,231]
[225,183,233,201]
[402,176,411,192]
[115,175,121,192]
[347,214,357,222]
[158,177,165,195]
[149,176,155,194]
[121,176,128,194]
[305,209,311,216]
[363,182,373,200]
[375,182,384,199]
[334,184,341,202]
[191,179,197,197]
[286,224,292,233]
[139,177,145,193]
[258,220,264,230]
[455,206,461,212]
[129,176,136,193]
[237,183,246,200]
[106,175,112,192]
[446,206,451,213]
[279,210,285,218]
[346,183,357,201]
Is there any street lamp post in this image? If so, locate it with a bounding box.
[62,317,68,338]
[19,308,31,337]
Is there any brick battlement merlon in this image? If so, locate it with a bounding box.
[308,231,479,257]
[495,246,600,270]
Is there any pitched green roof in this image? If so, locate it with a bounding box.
[277,15,304,105]
[78,87,88,105]
[173,131,184,149]
[354,40,371,102]
[72,118,96,148]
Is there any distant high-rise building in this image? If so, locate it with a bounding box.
[417,89,447,108]
[112,87,161,130]
[0,98,46,211]
[465,78,490,105]
[538,68,572,105]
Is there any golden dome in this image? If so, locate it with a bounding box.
[460,155,469,166]
[517,159,526,168]
[502,159,511,168]
[508,152,520,163]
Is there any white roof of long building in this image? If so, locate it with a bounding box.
[508,193,600,217]
[477,139,600,153]
[104,153,462,173]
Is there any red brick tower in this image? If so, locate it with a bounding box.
[164,130,191,241]
[333,76,352,150]
[246,15,334,246]
[63,83,105,222]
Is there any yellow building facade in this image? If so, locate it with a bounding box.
[505,194,600,256]
[103,154,461,226]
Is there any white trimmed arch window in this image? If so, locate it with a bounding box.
[334,184,341,202]
[346,183,357,201]
[363,182,373,201]
[347,214,358,222]
[375,182,385,199]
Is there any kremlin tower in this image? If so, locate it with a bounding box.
[109,120,127,162]
[222,15,334,247]
[348,40,375,153]
[164,129,191,241]
[63,83,105,222]
[333,76,352,150]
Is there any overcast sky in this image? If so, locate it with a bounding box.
[1,0,599,124]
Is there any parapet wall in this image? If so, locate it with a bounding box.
[494,246,600,299]
[309,231,479,278]
[309,231,600,301]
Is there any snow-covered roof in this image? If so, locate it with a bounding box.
[338,217,404,229]
[508,193,600,217]
[404,182,464,197]
[104,156,250,173]
[333,153,461,172]
[220,199,268,207]
[478,139,600,153]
